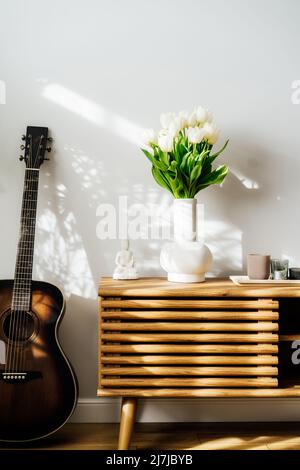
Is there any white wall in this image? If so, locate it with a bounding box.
[1,0,300,422]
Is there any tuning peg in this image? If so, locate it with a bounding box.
[47,137,53,143]
[46,147,51,152]
[21,135,26,141]
[19,155,25,161]
[20,145,25,150]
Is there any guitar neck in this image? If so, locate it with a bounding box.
[12,168,40,311]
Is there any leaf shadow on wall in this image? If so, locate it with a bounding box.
[34,150,105,396]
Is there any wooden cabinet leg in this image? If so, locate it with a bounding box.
[118,397,137,450]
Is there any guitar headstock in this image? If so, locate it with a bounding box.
[19,126,52,169]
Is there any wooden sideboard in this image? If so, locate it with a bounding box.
[98,277,300,449]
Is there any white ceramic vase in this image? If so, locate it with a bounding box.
[160,198,212,283]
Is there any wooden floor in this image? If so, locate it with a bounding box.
[1,423,300,450]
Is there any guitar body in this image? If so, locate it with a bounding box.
[0,280,78,441]
[0,126,78,441]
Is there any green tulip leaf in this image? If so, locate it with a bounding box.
[208,140,229,163]
[151,166,173,194]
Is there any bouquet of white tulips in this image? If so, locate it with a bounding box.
[141,106,229,198]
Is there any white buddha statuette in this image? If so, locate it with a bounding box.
[113,239,139,280]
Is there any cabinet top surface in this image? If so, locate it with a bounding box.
[99,277,300,298]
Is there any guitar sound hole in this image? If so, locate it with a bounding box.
[3,310,35,342]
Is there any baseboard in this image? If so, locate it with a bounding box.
[70,398,300,423]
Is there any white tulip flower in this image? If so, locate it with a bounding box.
[209,127,220,144]
[178,110,189,128]
[158,130,174,152]
[168,121,179,138]
[203,122,220,145]
[141,128,157,146]
[187,111,198,127]
[195,106,207,124]
[168,115,186,137]
[160,112,175,129]
[186,126,206,144]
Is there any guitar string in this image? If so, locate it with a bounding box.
[17,167,36,372]
[18,138,38,373]
[5,225,21,373]
[6,163,33,374]
[9,136,36,374]
[12,173,29,373]
[11,156,32,372]
[5,168,30,374]
[21,140,42,373]
[19,137,36,373]
[19,172,34,373]
[9,139,34,374]
[19,138,41,373]
[16,170,32,372]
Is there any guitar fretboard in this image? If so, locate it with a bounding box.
[11,169,39,311]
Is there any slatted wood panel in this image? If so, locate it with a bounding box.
[102,355,278,365]
[99,293,279,394]
[102,322,278,331]
[100,377,278,387]
[101,344,278,354]
[101,299,278,309]
[97,388,300,397]
[102,333,278,343]
[101,366,277,376]
[102,310,279,320]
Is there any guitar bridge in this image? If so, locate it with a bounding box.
[1,372,42,383]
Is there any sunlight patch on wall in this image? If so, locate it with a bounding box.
[42,83,144,145]
[230,167,259,189]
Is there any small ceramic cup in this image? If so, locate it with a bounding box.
[247,254,271,280]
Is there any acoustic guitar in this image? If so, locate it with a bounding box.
[0,126,78,441]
